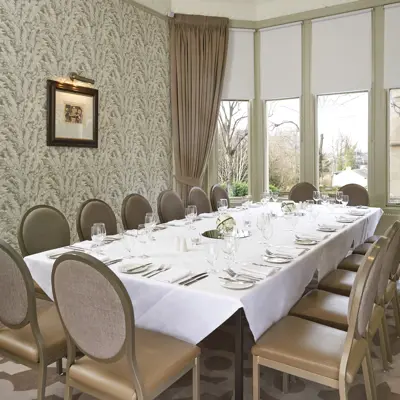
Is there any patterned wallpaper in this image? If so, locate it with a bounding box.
[0,0,171,247]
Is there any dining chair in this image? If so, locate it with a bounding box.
[290,236,394,371]
[121,193,152,230]
[339,184,370,206]
[0,239,66,399]
[288,182,317,203]
[252,238,384,400]
[18,205,70,300]
[188,187,212,214]
[52,252,200,400]
[76,199,118,241]
[209,184,230,212]
[157,190,185,223]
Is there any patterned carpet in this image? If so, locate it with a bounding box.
[1,299,400,400]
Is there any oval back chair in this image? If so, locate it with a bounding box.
[288,182,317,203]
[209,184,230,212]
[121,193,152,230]
[157,190,185,223]
[188,187,212,214]
[339,184,369,206]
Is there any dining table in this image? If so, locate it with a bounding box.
[24,202,383,400]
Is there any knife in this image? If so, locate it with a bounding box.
[179,273,207,286]
[184,274,208,286]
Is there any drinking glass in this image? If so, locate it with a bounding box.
[342,194,349,207]
[223,233,239,266]
[243,211,252,230]
[186,205,197,229]
[321,193,329,206]
[257,213,266,234]
[243,195,253,209]
[218,199,228,213]
[336,191,344,205]
[284,213,298,232]
[261,191,271,207]
[205,243,220,274]
[305,199,314,212]
[272,191,279,203]
[137,224,149,258]
[91,223,106,247]
[122,231,136,257]
[313,191,321,204]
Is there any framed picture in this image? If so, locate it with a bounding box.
[47,80,98,147]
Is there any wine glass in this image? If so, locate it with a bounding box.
[122,231,136,258]
[284,213,298,232]
[91,223,106,248]
[205,243,220,274]
[186,205,197,229]
[137,224,149,258]
[342,194,349,208]
[336,191,344,205]
[305,199,314,212]
[223,232,239,266]
[321,193,329,206]
[261,191,270,207]
[144,212,156,240]
[313,191,321,204]
[272,191,279,203]
[218,199,228,214]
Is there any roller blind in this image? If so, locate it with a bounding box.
[260,23,302,100]
[312,10,372,94]
[384,4,400,89]
[222,29,255,100]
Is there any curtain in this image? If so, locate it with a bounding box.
[170,14,229,204]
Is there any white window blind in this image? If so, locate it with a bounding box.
[222,29,255,100]
[384,5,400,89]
[260,23,302,100]
[312,10,372,94]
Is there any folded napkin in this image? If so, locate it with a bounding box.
[69,241,95,250]
[199,213,215,218]
[336,215,359,223]
[296,232,329,241]
[349,209,366,216]
[241,267,275,278]
[318,223,343,230]
[227,207,240,212]
[266,246,306,258]
[154,268,191,283]
[249,203,261,208]
[47,248,72,259]
[164,220,187,227]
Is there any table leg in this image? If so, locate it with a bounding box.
[234,308,244,400]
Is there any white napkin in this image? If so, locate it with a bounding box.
[249,203,261,208]
[155,268,191,283]
[266,246,306,257]
[199,213,215,218]
[349,209,366,216]
[69,241,95,250]
[46,248,72,258]
[318,223,343,230]
[165,220,187,227]
[241,267,275,278]
[336,215,359,222]
[295,232,329,241]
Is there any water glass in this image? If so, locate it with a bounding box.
[313,191,321,204]
[217,199,228,213]
[186,205,197,229]
[305,199,314,212]
[205,243,220,274]
[342,194,349,207]
[122,231,136,257]
[272,192,279,202]
[321,193,329,206]
[284,213,298,232]
[223,233,239,266]
[261,191,271,207]
[91,223,106,247]
[243,211,252,230]
[336,191,344,205]
[137,224,149,258]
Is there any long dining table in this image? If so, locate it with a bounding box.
[25,202,382,399]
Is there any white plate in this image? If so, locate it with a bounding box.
[295,238,318,246]
[317,227,337,232]
[119,263,152,274]
[262,256,291,264]
[221,281,254,290]
[336,218,355,223]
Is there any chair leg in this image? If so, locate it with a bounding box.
[282,373,289,393]
[378,323,389,371]
[382,312,393,364]
[193,356,200,400]
[253,356,260,400]
[392,293,400,337]
[362,350,377,400]
[37,363,47,400]
[56,359,63,375]
[339,382,349,400]
[64,382,73,400]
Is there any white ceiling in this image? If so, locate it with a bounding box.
[134,0,358,20]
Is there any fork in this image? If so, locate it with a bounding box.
[144,265,167,278]
[265,249,293,259]
[225,268,261,282]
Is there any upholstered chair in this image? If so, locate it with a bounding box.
[290,236,393,371]
[0,239,66,399]
[188,187,212,214]
[18,205,70,300]
[76,199,117,241]
[52,252,200,400]
[121,193,152,230]
[209,184,230,212]
[339,183,369,206]
[252,238,385,400]
[157,190,185,223]
[288,182,317,203]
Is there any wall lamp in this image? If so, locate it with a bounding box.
[69,72,95,85]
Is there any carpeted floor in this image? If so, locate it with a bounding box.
[1,299,400,400]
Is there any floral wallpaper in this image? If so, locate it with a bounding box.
[0,0,171,247]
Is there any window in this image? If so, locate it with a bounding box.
[266,98,300,194]
[389,89,400,204]
[317,92,369,191]
[217,101,249,197]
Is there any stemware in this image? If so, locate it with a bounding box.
[137,224,150,258]
[186,205,197,229]
[144,212,156,240]
[223,232,239,266]
[321,193,329,206]
[91,223,106,248]
[261,191,271,207]
[284,213,298,232]
[342,194,349,208]
[336,191,344,205]
[122,231,136,258]
[271,191,279,203]
[217,199,228,214]
[205,243,220,273]
[313,191,321,204]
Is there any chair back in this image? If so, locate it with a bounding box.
[347,237,387,339]
[376,221,400,303]
[339,184,369,206]
[188,187,212,214]
[288,182,317,203]
[157,190,185,223]
[210,184,230,212]
[121,194,152,230]
[18,205,70,257]
[0,239,36,329]
[76,199,117,241]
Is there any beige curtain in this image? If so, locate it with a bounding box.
[170,14,229,204]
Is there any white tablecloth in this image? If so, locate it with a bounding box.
[25,204,382,344]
